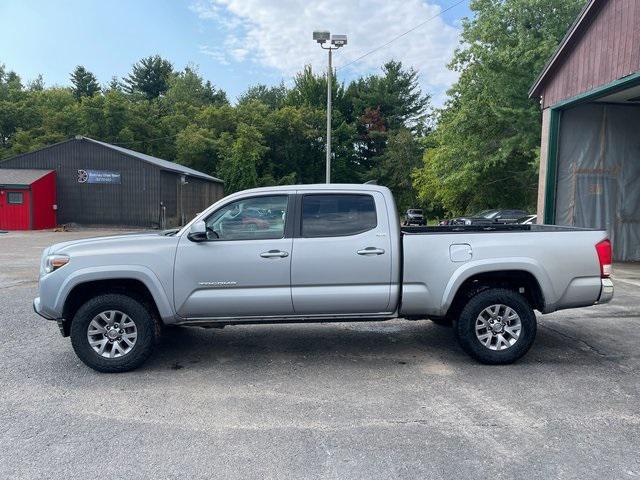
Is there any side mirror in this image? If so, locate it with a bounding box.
[187,221,208,242]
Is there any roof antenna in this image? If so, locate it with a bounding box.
[364,179,378,185]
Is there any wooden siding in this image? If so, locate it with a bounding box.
[160,171,224,227]
[540,0,640,108]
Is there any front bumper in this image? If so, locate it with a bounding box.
[598,278,614,304]
[33,297,55,320]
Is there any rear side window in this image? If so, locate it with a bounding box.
[302,194,377,237]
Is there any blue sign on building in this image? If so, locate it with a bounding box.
[77,169,121,184]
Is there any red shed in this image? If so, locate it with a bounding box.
[0,169,56,230]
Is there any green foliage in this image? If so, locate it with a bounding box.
[349,60,430,131]
[218,124,265,193]
[237,83,287,110]
[123,55,174,99]
[414,0,583,215]
[70,66,100,101]
[0,58,431,210]
[376,129,424,212]
[165,66,228,108]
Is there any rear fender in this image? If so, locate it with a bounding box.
[441,258,554,315]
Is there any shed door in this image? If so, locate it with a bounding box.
[0,189,30,230]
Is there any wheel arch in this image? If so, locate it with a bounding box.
[444,266,547,321]
[56,267,175,328]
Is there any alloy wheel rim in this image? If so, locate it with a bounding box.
[475,304,522,351]
[87,310,137,358]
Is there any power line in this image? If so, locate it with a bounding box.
[336,0,467,72]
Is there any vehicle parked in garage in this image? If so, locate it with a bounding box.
[403,209,426,226]
[34,184,613,372]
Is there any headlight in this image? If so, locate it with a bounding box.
[44,254,70,274]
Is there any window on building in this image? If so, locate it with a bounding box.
[301,194,377,237]
[7,192,24,205]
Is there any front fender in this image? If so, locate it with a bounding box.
[53,265,175,322]
[440,258,555,315]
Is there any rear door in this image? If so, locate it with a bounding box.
[290,191,392,315]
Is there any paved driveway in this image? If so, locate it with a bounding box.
[1,230,639,479]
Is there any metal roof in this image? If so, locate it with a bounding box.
[529,0,599,98]
[0,169,54,187]
[80,137,223,183]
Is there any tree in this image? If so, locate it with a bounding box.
[105,76,123,93]
[414,0,583,215]
[28,75,44,92]
[286,65,350,118]
[165,66,227,107]
[348,60,430,131]
[70,66,100,101]
[238,83,287,109]
[376,129,424,212]
[218,124,266,193]
[175,124,217,174]
[123,55,173,99]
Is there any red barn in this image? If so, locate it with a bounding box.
[0,169,56,230]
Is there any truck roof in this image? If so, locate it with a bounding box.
[233,183,392,195]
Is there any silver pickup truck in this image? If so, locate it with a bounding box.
[34,184,614,372]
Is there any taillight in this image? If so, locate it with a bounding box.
[595,239,612,277]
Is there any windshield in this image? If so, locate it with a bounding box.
[408,209,423,214]
[476,209,500,218]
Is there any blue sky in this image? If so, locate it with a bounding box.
[0,0,470,105]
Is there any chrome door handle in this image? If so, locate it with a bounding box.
[357,247,385,256]
[260,250,289,258]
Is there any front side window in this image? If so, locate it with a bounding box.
[205,195,288,241]
[302,194,377,238]
[7,192,23,205]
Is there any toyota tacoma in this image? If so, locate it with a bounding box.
[34,184,614,372]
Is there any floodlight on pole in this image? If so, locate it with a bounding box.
[313,30,347,183]
[313,31,330,44]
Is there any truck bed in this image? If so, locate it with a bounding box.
[401,224,594,234]
[399,224,608,317]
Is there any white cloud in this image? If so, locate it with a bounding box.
[192,0,461,101]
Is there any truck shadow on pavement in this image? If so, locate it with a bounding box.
[131,319,622,373]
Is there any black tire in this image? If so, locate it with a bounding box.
[455,288,536,365]
[70,294,157,373]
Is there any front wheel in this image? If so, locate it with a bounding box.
[70,294,157,373]
[455,288,536,365]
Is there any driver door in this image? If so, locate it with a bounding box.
[174,193,294,319]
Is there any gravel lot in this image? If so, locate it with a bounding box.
[1,230,639,479]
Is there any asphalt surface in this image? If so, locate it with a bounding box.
[1,230,639,479]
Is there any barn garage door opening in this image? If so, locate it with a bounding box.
[554,95,640,261]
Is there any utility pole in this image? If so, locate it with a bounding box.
[313,31,347,183]
[326,47,332,183]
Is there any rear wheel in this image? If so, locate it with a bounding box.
[70,294,157,373]
[455,288,536,364]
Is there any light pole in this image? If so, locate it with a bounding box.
[313,31,347,183]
